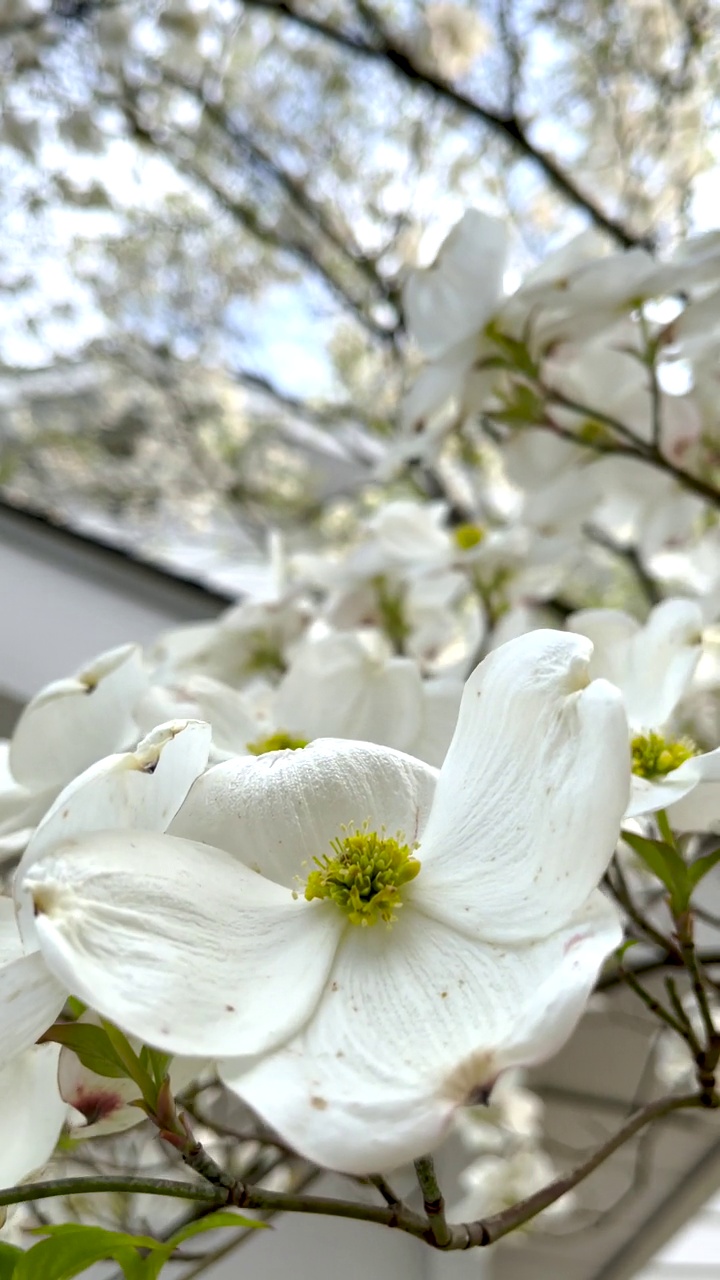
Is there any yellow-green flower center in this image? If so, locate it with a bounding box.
[246,731,309,756]
[304,828,421,926]
[454,522,486,551]
[631,731,700,779]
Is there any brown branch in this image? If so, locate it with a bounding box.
[158,65,401,324]
[238,0,648,249]
[119,96,393,345]
[2,1093,705,1250]
[464,1092,706,1246]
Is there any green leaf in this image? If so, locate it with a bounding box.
[140,1211,267,1280]
[15,1228,147,1280]
[140,1046,173,1090]
[622,832,691,913]
[688,847,720,891]
[39,1025,130,1080]
[100,1022,156,1104]
[0,1242,22,1278]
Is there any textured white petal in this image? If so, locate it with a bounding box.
[9,644,147,790]
[18,719,212,881]
[223,894,620,1173]
[0,951,67,1067]
[409,630,629,943]
[171,738,437,889]
[24,830,343,1057]
[0,1044,67,1185]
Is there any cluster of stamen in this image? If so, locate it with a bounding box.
[631,730,699,778]
[246,731,309,756]
[304,826,421,926]
[454,523,486,551]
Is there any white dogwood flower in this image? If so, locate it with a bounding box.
[569,599,720,825]
[0,721,213,1071]
[0,644,147,859]
[18,631,628,1175]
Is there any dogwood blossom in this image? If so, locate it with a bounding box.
[17,630,628,1174]
[568,599,720,825]
[0,644,146,858]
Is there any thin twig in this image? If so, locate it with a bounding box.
[618,967,690,1039]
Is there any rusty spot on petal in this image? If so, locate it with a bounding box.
[310,1096,328,1110]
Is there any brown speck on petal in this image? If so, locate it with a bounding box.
[310,1096,328,1110]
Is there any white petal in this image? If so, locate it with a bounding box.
[170,738,437,889]
[223,894,620,1174]
[409,630,629,943]
[275,634,424,754]
[0,1044,67,1185]
[403,211,507,357]
[410,677,464,768]
[0,951,67,1067]
[400,341,474,430]
[9,644,147,790]
[0,743,53,858]
[17,719,212,882]
[135,678,259,757]
[570,600,703,731]
[23,830,343,1058]
[627,746,720,823]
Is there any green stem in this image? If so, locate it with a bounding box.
[414,1155,452,1248]
[0,1178,223,1209]
[665,975,703,1057]
[619,967,690,1039]
[657,809,676,848]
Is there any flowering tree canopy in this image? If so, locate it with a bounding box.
[2,2,720,1276]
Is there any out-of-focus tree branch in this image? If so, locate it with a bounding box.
[237,0,651,248]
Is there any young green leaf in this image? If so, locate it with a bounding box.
[14,1226,148,1280]
[139,1210,267,1280]
[39,1024,130,1080]
[0,1241,22,1278]
[688,847,720,892]
[100,1022,157,1104]
[621,832,690,914]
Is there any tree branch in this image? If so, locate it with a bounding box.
[158,65,401,326]
[1,1093,707,1251]
[119,95,393,345]
[238,0,648,249]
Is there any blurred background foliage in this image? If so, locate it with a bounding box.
[0,0,717,585]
